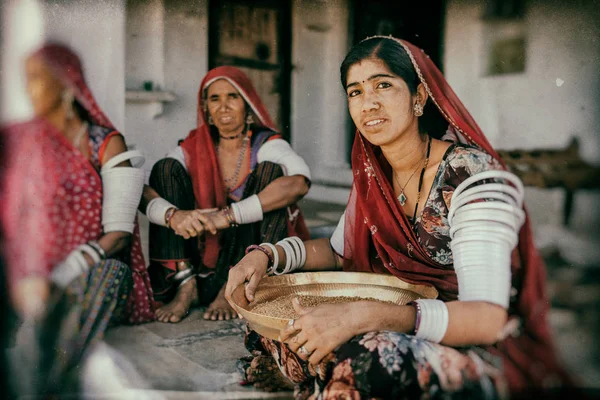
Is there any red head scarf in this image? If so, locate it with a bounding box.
[344,37,569,392]
[180,66,280,268]
[1,43,154,323]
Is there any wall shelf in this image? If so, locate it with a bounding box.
[125,90,176,103]
[125,90,176,118]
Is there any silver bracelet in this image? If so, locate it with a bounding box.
[87,240,107,260]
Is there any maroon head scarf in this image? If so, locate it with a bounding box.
[343,37,569,393]
[180,66,308,269]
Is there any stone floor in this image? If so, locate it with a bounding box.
[103,199,599,398]
[104,310,291,399]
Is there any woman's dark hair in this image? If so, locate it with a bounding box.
[340,37,447,138]
[340,37,420,95]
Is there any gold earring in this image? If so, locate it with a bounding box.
[413,103,424,117]
[208,115,214,125]
[246,113,254,125]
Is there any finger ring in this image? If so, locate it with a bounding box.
[288,319,295,328]
[299,346,309,356]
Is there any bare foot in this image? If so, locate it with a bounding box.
[246,355,293,392]
[203,286,238,321]
[156,277,198,323]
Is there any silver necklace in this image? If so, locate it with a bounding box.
[217,136,249,191]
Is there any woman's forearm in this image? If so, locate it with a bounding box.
[352,299,507,347]
[269,238,343,272]
[139,184,160,213]
[257,175,309,213]
[443,301,507,346]
[97,231,131,258]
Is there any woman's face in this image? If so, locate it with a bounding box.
[345,58,418,147]
[206,79,247,136]
[25,55,65,119]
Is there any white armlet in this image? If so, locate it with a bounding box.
[166,146,188,172]
[146,197,176,227]
[101,150,146,234]
[448,171,525,309]
[330,212,346,256]
[257,139,311,180]
[230,194,263,224]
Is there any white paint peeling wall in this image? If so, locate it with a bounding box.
[445,0,600,235]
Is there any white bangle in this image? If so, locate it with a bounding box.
[146,197,176,227]
[260,242,279,275]
[289,236,306,270]
[101,151,146,234]
[50,249,90,289]
[230,194,263,225]
[273,237,306,274]
[276,240,295,275]
[414,299,449,343]
[78,244,101,265]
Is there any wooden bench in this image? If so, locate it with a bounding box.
[497,138,600,226]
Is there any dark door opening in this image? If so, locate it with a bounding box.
[347,0,446,162]
[209,0,292,141]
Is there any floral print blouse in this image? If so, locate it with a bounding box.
[414,143,504,265]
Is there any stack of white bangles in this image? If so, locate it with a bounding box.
[260,237,306,276]
[448,170,525,308]
[412,170,525,343]
[101,150,146,233]
[51,151,146,289]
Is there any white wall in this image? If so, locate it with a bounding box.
[291,0,353,204]
[444,0,600,234]
[445,0,600,162]
[0,0,127,128]
[42,0,127,129]
[1,0,45,123]
[125,0,209,177]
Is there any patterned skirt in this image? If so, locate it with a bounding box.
[243,329,508,400]
[13,259,132,397]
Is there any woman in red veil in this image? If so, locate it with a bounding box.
[141,66,311,323]
[226,37,572,399]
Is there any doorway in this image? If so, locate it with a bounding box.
[347,0,447,162]
[209,0,292,140]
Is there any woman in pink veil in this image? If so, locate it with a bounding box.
[1,43,154,396]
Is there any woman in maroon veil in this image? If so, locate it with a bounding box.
[226,37,572,399]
